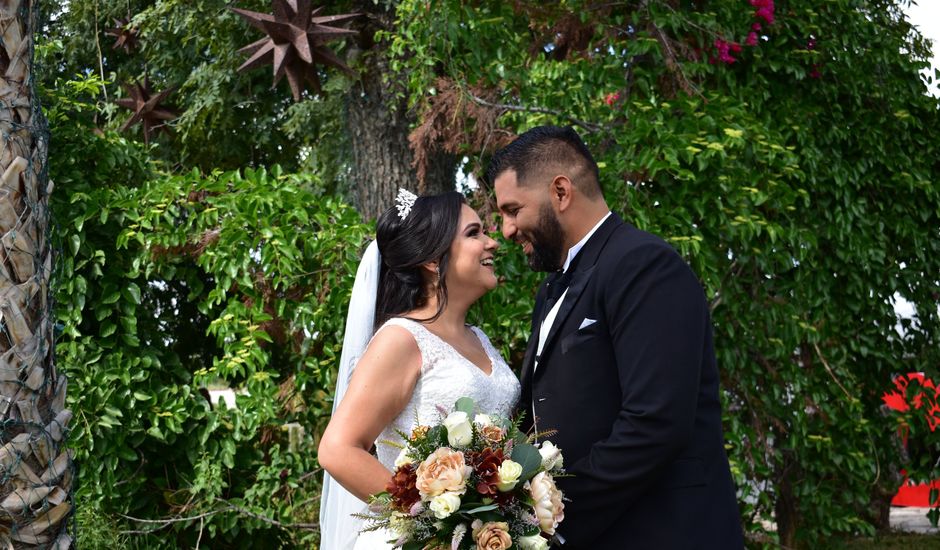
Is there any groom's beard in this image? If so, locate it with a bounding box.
[526,203,566,272]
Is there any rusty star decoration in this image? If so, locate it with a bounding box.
[114,79,179,145]
[230,0,359,102]
[105,17,140,53]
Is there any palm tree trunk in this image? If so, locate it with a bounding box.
[0,1,72,548]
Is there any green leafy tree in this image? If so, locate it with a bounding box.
[386,0,940,546]
[40,0,940,548]
[45,0,457,217]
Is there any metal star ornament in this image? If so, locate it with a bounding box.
[105,17,140,53]
[230,0,360,102]
[114,79,179,145]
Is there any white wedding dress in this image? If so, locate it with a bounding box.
[350,317,521,550]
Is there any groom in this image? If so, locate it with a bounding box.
[489,126,743,549]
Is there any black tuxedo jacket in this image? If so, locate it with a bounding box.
[518,213,743,549]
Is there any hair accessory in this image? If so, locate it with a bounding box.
[395,188,418,220]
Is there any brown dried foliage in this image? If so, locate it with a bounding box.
[408,78,515,187]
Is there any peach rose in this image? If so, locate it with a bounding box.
[471,520,512,550]
[415,447,471,499]
[528,472,565,535]
[479,424,506,446]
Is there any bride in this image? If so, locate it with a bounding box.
[317,190,521,549]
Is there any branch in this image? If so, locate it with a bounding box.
[228,504,319,531]
[812,342,853,399]
[119,508,234,535]
[119,503,320,536]
[649,22,703,99]
[466,93,606,133]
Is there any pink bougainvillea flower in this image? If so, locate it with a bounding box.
[746,32,759,47]
[755,7,775,24]
[713,39,737,64]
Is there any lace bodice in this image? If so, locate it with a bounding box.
[372,318,520,470]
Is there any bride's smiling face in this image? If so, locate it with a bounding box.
[444,204,499,295]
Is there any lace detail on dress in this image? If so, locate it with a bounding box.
[371,318,521,470]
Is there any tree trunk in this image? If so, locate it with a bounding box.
[0,1,72,548]
[774,450,800,549]
[346,1,456,221]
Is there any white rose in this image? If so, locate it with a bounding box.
[443,411,473,448]
[429,492,462,519]
[474,413,493,427]
[394,447,414,468]
[496,459,523,491]
[538,441,564,471]
[517,534,550,550]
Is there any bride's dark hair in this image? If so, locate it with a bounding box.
[374,191,466,329]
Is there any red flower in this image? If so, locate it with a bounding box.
[883,391,909,412]
[604,91,621,106]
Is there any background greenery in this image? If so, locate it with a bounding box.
[42,0,939,548]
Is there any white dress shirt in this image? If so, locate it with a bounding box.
[534,211,611,372]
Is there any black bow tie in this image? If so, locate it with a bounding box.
[545,269,572,303]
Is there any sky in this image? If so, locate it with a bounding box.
[905,0,940,97]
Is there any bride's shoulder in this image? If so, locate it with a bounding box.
[373,318,420,344]
[362,320,421,366]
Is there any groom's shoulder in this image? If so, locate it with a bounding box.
[609,220,677,257]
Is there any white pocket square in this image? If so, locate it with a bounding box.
[579,318,597,330]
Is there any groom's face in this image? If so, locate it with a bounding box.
[494,170,566,272]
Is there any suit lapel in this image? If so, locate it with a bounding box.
[538,264,596,361]
[519,287,547,394]
[532,213,624,379]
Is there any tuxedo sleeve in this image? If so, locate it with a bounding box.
[557,243,708,545]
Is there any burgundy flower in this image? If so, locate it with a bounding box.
[467,447,505,497]
[387,464,421,512]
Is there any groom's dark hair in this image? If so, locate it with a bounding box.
[374,191,466,330]
[486,125,601,198]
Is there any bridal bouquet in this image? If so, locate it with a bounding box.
[361,397,565,550]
